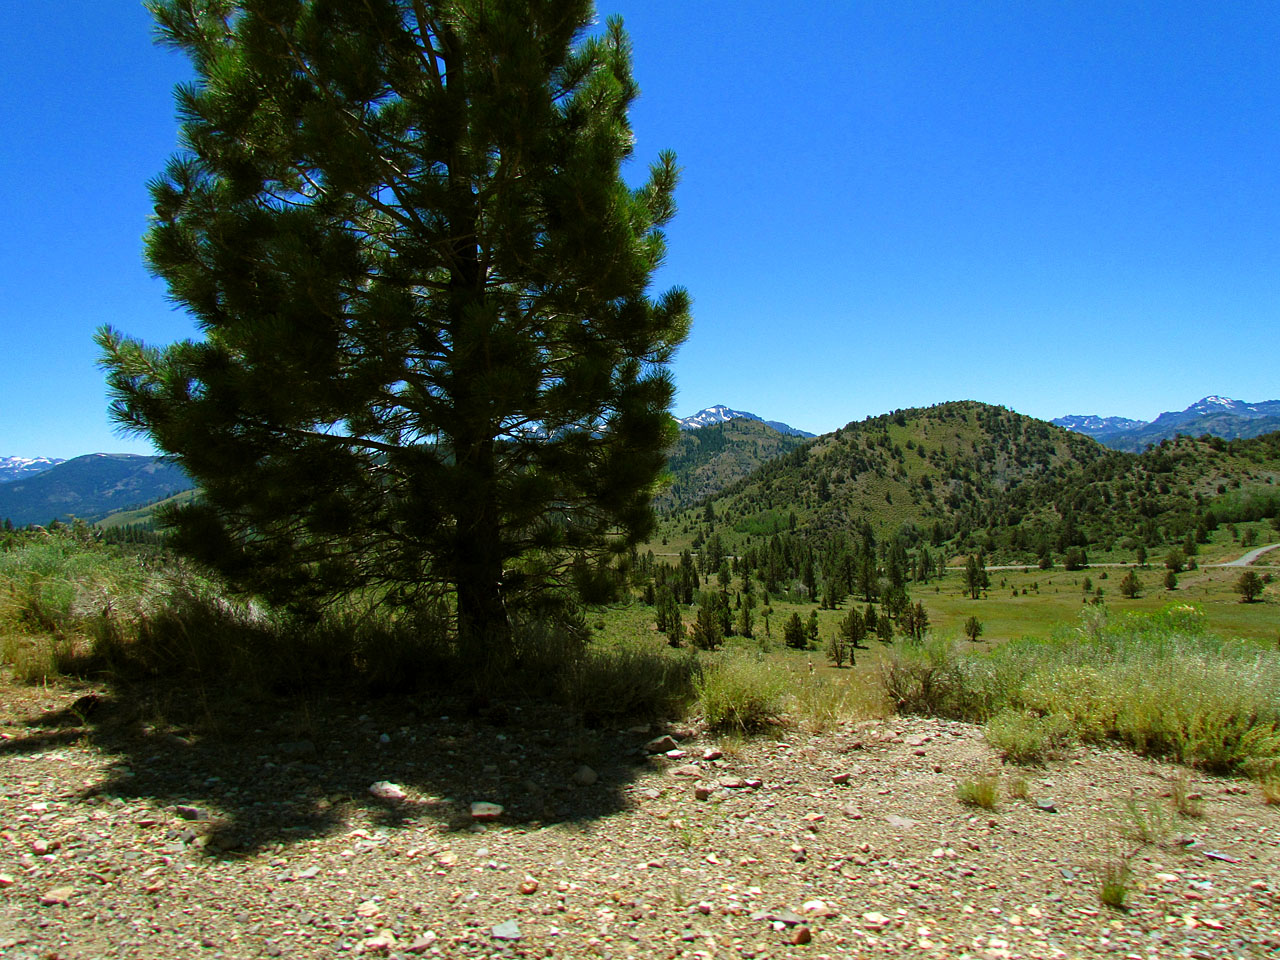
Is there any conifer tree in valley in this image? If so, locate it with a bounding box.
[98,0,689,658]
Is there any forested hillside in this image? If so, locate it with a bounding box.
[656,418,808,512]
[651,402,1280,604]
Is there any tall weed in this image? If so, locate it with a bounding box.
[791,671,888,731]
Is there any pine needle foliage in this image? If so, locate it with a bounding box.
[97,1,690,656]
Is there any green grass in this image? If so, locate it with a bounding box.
[6,525,1277,763]
[93,489,198,530]
[929,562,1277,645]
[1099,859,1131,911]
[0,529,163,681]
[0,531,699,718]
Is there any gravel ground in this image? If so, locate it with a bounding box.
[2,675,1279,959]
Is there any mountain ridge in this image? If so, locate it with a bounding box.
[0,454,195,528]
[661,400,1280,565]
[658,418,809,513]
[1055,396,1280,451]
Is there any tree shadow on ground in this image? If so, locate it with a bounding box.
[2,678,673,858]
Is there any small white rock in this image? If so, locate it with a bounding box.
[39,885,74,906]
[368,781,406,801]
[470,801,504,821]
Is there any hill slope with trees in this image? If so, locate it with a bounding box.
[657,401,1280,574]
[657,418,808,512]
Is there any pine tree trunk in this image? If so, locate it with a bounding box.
[453,436,510,658]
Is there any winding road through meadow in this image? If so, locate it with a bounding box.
[1212,541,1280,567]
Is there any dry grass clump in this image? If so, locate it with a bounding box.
[1258,776,1280,805]
[1169,772,1205,819]
[1119,796,1175,846]
[560,637,700,723]
[790,670,888,732]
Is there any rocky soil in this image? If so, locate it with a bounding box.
[2,675,1278,959]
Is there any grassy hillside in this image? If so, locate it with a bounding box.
[93,488,199,532]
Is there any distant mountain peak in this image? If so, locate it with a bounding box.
[1189,395,1244,413]
[0,453,193,527]
[676,405,815,438]
[0,456,65,484]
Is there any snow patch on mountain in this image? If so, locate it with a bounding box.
[0,457,65,484]
[1055,396,1280,450]
[1051,415,1146,436]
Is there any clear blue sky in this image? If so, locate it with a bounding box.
[3,2,1277,459]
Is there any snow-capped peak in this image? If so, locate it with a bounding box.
[1190,396,1243,415]
[676,406,815,438]
[677,405,761,430]
[0,456,65,484]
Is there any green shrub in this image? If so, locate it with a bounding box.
[695,652,787,731]
[875,638,968,716]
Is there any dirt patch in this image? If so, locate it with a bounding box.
[2,674,1278,959]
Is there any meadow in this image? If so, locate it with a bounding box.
[2,525,1277,788]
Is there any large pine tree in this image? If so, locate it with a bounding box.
[98,0,690,654]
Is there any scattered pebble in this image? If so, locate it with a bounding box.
[3,692,1276,960]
